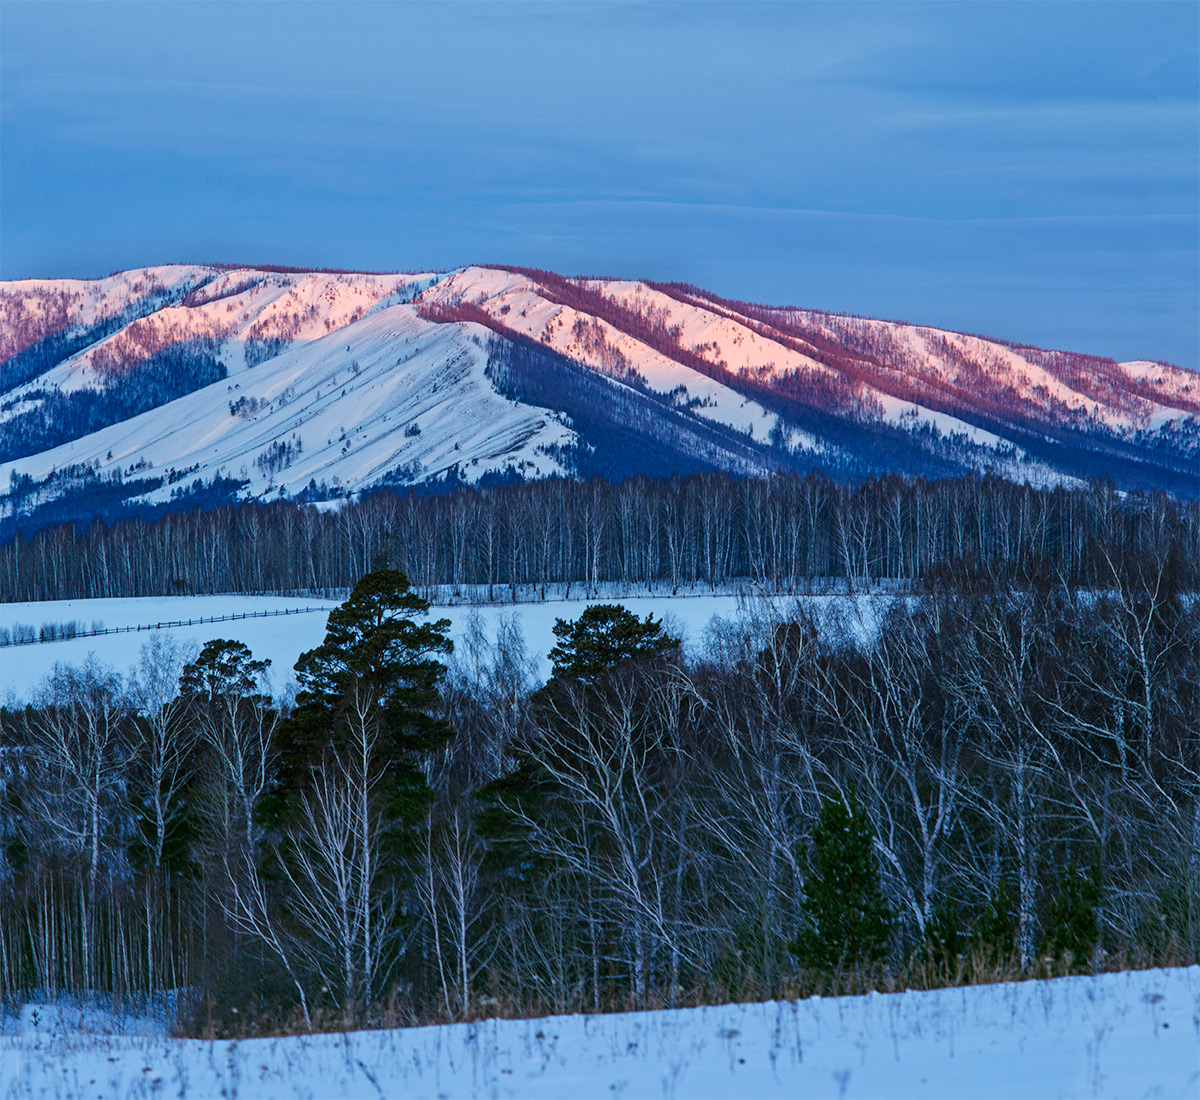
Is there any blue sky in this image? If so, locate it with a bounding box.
[2,1,1197,367]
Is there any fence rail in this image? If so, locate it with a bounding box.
[1,606,330,648]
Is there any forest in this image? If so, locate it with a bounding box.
[0,525,1197,1032]
[0,337,227,464]
[2,471,1198,603]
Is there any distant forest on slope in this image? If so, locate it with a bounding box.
[424,293,1200,496]
[2,472,1197,603]
[0,337,227,464]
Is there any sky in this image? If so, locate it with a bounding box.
[2,1,1197,368]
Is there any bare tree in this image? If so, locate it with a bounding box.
[128,633,199,872]
[22,658,132,990]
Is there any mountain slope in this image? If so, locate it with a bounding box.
[1,263,1196,524]
[422,266,1198,489]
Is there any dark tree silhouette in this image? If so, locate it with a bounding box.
[793,793,895,972]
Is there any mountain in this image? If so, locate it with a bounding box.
[1,263,1196,528]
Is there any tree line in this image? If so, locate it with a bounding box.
[3,472,1197,603]
[0,555,1195,1032]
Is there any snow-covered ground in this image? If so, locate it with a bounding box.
[0,595,340,700]
[0,590,884,702]
[1,968,1196,1099]
[0,304,576,505]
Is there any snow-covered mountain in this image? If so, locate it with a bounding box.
[1,263,1196,524]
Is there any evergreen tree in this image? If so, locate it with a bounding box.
[792,793,894,972]
[478,603,677,867]
[921,898,966,972]
[1042,858,1102,970]
[261,568,453,844]
[477,603,682,1004]
[971,880,1018,964]
[179,639,276,861]
[547,604,680,683]
[247,569,454,1012]
[179,639,271,709]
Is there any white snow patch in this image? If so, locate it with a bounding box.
[0,590,886,702]
[0,968,1195,1099]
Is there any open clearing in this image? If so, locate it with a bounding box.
[0,589,884,700]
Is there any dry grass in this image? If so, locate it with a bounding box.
[173,938,1196,1040]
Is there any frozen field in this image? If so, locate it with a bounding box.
[1,968,1196,1099]
[0,590,882,702]
[0,595,340,702]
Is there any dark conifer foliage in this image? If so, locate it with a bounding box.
[793,794,895,972]
[264,568,453,833]
[547,604,680,682]
[1041,860,1103,970]
[970,883,1019,964]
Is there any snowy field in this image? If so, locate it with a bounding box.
[0,590,883,703]
[1,968,1196,1099]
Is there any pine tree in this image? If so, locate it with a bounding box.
[792,793,894,973]
[1042,858,1102,970]
[249,569,454,1013]
[179,638,276,861]
[180,639,271,710]
[477,603,681,1006]
[547,604,679,684]
[261,568,453,844]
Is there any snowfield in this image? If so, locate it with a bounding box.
[1,968,1196,1099]
[0,306,576,504]
[0,590,886,702]
[0,595,341,700]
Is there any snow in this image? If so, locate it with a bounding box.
[1116,361,1200,428]
[0,596,341,701]
[421,268,1197,470]
[1,967,1196,1098]
[5,998,172,1044]
[0,590,886,703]
[766,308,1200,437]
[443,593,747,681]
[1120,360,1166,381]
[4,268,429,397]
[0,265,209,330]
[1119,359,1200,394]
[872,394,1079,488]
[426,267,788,447]
[876,393,1008,449]
[0,305,576,504]
[3,265,1194,512]
[599,278,828,382]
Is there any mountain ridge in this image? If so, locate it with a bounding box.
[1,263,1196,528]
